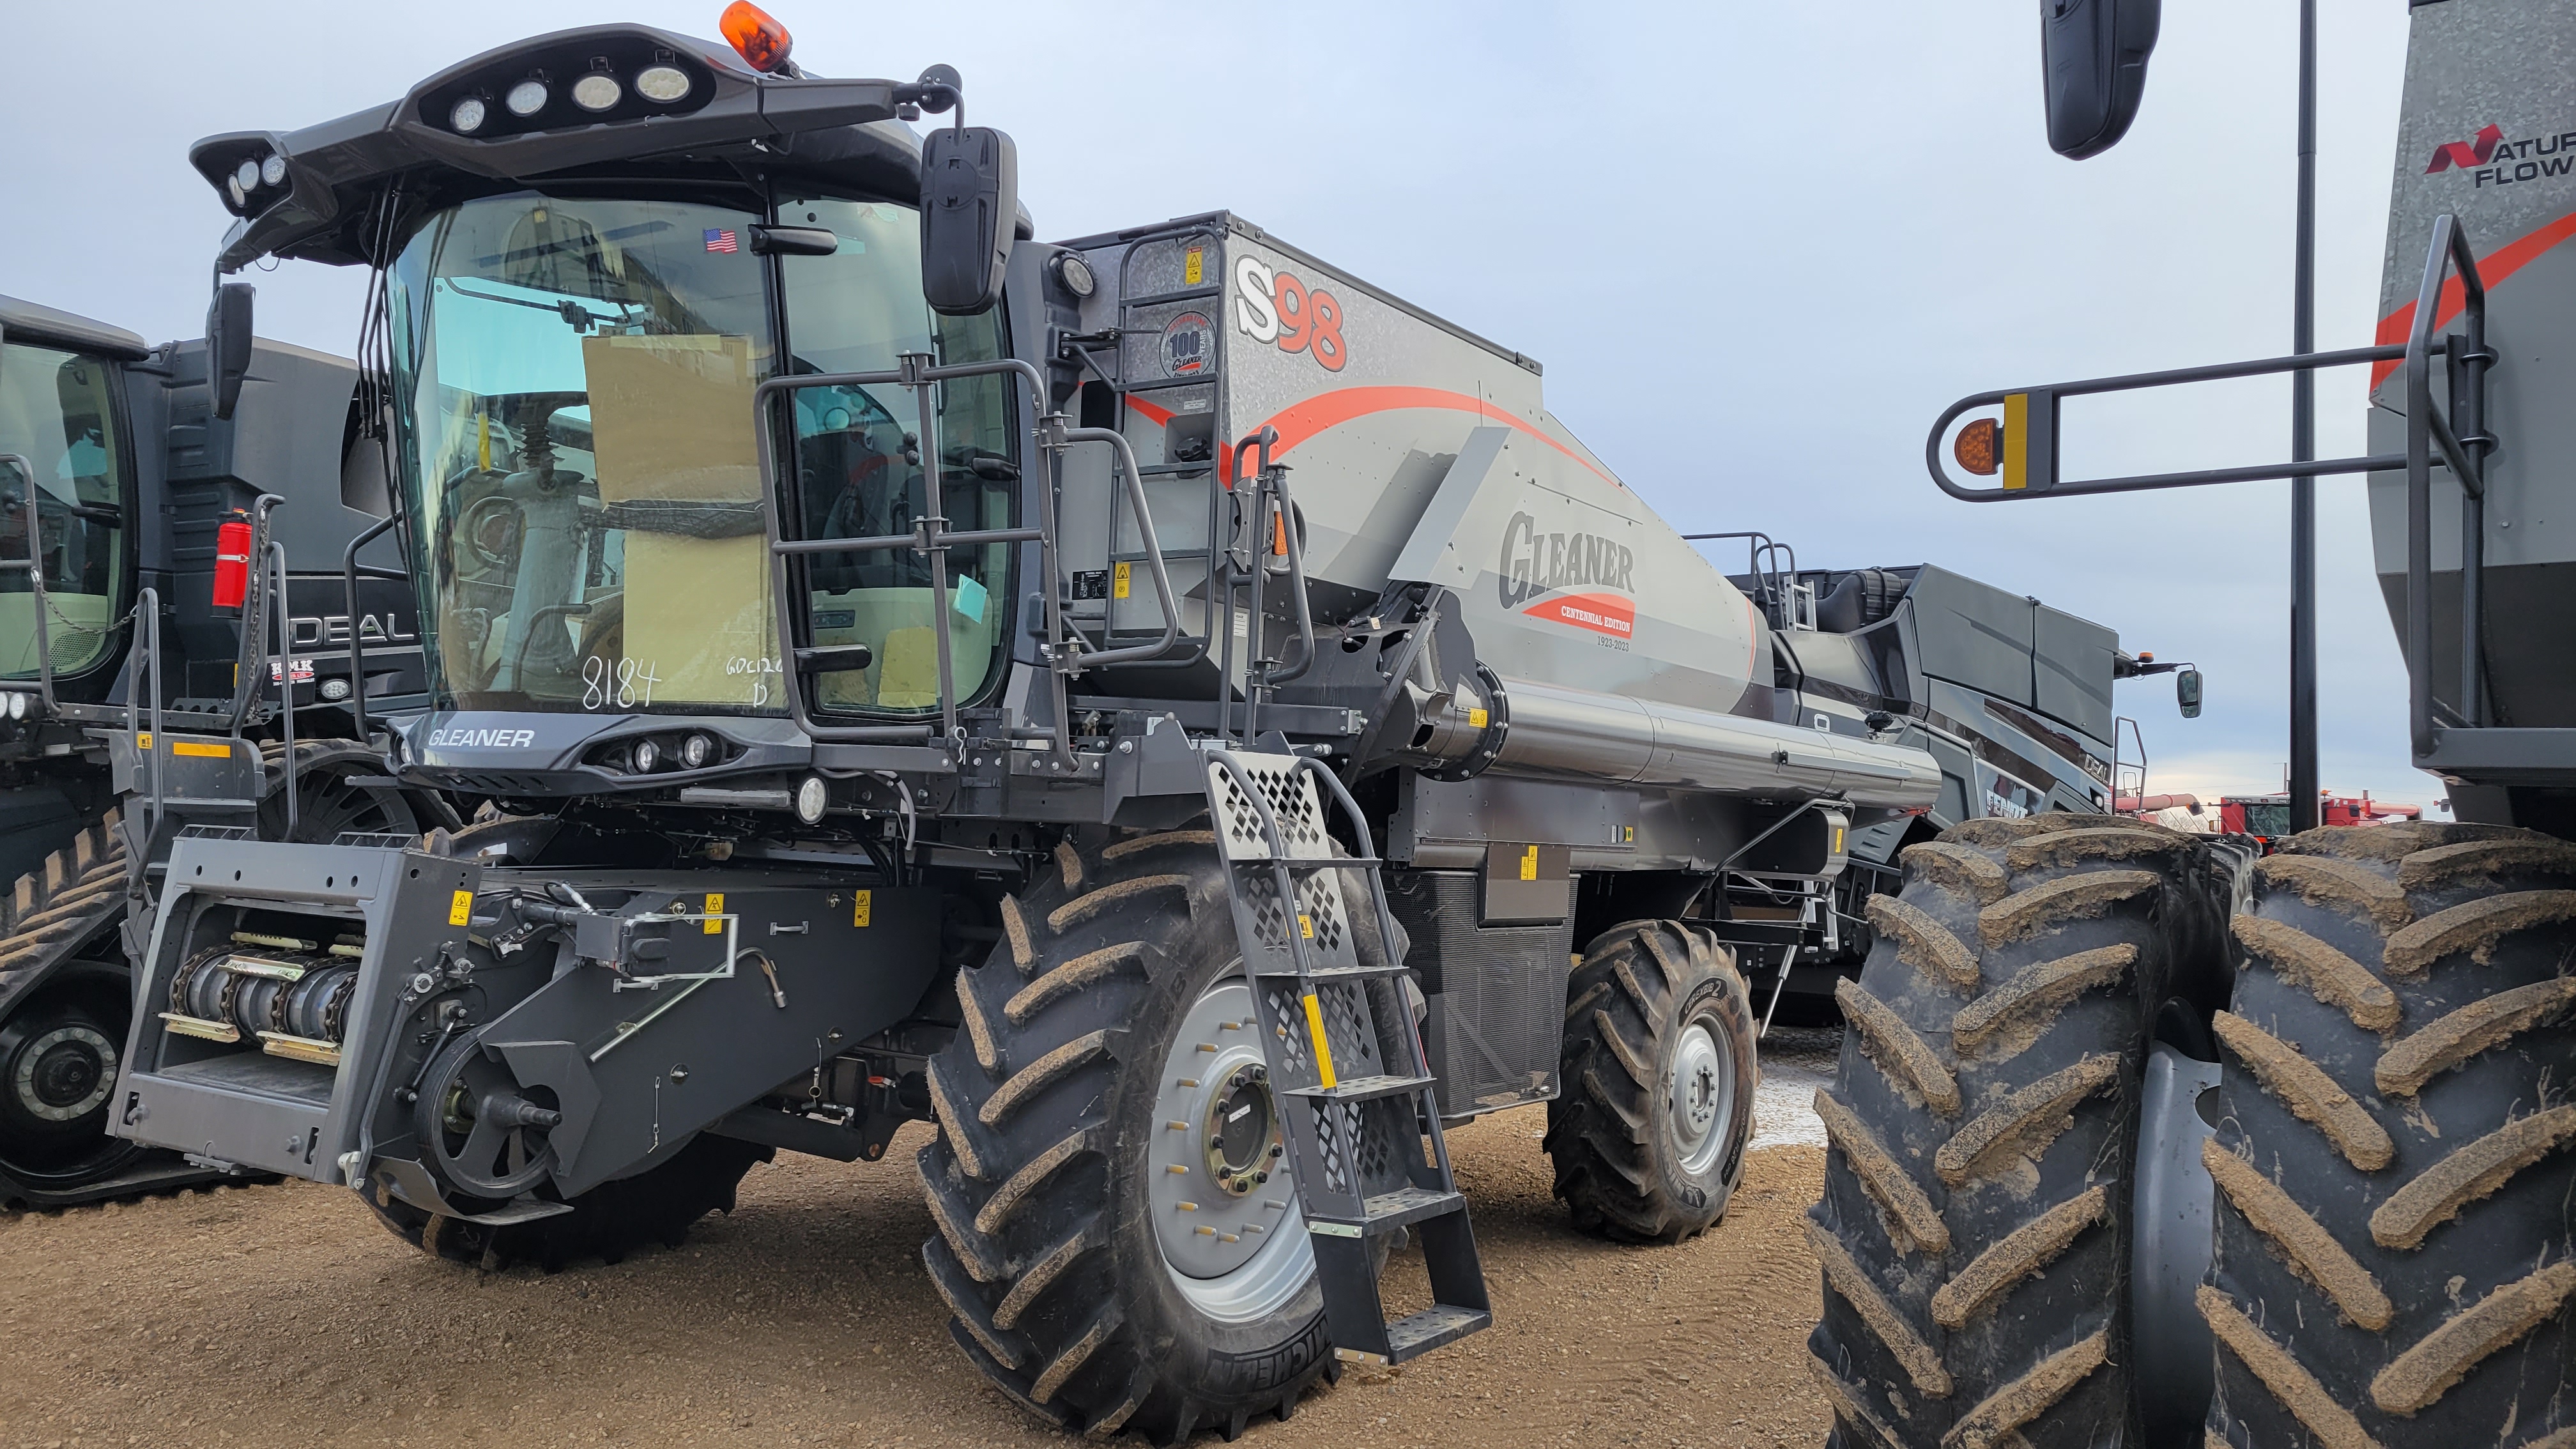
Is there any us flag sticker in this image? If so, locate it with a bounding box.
[704,227,739,253]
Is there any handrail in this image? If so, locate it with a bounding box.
[1922,341,2449,502]
[124,585,166,841]
[0,454,58,714]
[268,541,297,838]
[1914,216,2492,767]
[2404,213,2493,756]
[754,353,1183,749]
[341,511,399,739]
[1684,530,1797,629]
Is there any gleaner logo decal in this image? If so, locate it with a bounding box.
[2425,122,2576,187]
[1497,512,1637,638]
[427,727,537,748]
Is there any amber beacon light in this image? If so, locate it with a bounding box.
[720,2,794,73]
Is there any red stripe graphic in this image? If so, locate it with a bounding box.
[1522,590,1635,637]
[2371,206,2576,390]
[1228,386,1623,491]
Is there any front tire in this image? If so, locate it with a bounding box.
[919,829,1359,1445]
[1545,919,1758,1243]
[362,1132,771,1271]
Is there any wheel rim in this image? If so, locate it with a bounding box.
[14,1024,116,1123]
[1667,1011,1737,1177]
[0,993,141,1183]
[1149,972,1313,1323]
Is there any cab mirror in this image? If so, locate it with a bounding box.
[206,281,255,422]
[2042,0,2161,160]
[919,126,1016,315]
[2176,668,2203,719]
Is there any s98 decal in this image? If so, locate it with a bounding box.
[1232,255,1348,372]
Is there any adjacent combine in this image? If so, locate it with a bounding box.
[1810,2,2576,1445]
[109,8,2157,1438]
[0,291,436,1207]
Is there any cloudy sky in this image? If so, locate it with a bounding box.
[0,2,2438,814]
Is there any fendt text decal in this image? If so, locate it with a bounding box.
[1233,256,1349,372]
[2424,121,2576,188]
[1497,511,1636,638]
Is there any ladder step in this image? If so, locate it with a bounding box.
[1356,1184,1466,1233]
[1284,1073,1435,1105]
[1373,1306,1494,1367]
[1248,961,1408,982]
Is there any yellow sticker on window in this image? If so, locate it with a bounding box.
[1184,247,1204,286]
[852,890,872,928]
[1112,561,1131,600]
[1519,845,1538,882]
[704,893,724,935]
[448,889,473,927]
[1467,707,1488,728]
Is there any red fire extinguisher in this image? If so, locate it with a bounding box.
[212,511,253,614]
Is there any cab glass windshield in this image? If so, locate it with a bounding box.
[387,193,779,712]
[0,342,125,679]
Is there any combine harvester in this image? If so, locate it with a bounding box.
[100,5,2177,1439]
[0,292,440,1208]
[1811,1,2576,1445]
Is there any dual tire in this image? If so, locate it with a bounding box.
[1809,815,2576,1448]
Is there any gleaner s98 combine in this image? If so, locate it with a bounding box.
[0,293,437,1208]
[1811,1,2576,1446]
[107,8,2166,1439]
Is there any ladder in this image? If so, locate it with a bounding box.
[1200,745,1491,1366]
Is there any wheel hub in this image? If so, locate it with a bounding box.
[13,1025,116,1123]
[1149,975,1313,1322]
[1667,1016,1736,1176]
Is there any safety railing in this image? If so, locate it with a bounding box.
[0,453,59,717]
[1685,531,1800,631]
[1924,215,2492,770]
[753,353,1181,755]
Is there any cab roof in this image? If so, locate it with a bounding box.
[194,23,953,273]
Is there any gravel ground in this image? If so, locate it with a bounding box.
[0,1037,1839,1449]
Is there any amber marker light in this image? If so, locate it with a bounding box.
[721,1,794,73]
[1954,417,2002,477]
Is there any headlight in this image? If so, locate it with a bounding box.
[234,158,261,192]
[635,65,692,103]
[226,175,246,208]
[795,775,829,825]
[260,155,288,187]
[505,79,549,117]
[5,691,26,720]
[571,73,622,112]
[451,96,488,134]
[632,737,659,772]
[319,678,351,702]
[1054,253,1097,299]
[682,733,713,769]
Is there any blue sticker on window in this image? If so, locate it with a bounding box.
[951,574,988,625]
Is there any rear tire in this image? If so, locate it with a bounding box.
[362,1133,771,1271]
[1805,815,2220,1448]
[1545,919,1758,1243]
[2202,822,2576,1446]
[918,829,1371,1445]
